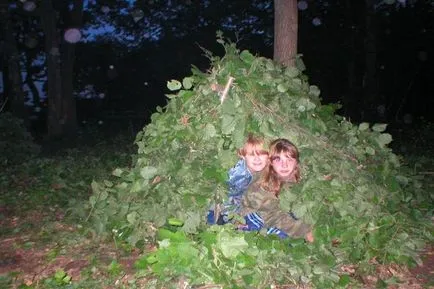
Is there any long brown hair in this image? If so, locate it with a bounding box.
[258,138,300,197]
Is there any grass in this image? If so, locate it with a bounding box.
[0,130,144,288]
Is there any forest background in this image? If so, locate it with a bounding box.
[1,0,433,138]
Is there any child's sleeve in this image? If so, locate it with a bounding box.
[241,185,311,238]
[262,210,312,238]
[227,159,252,197]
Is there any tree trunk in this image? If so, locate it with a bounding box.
[41,0,63,138]
[1,7,25,118]
[273,0,298,67]
[0,61,8,112]
[60,0,84,135]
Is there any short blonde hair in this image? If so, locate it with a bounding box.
[237,134,268,157]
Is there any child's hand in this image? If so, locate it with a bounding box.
[305,231,314,243]
[237,224,249,231]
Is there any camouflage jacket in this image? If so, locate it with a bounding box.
[225,159,260,213]
[239,182,312,238]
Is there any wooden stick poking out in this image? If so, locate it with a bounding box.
[220,76,235,104]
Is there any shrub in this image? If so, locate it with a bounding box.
[0,112,40,167]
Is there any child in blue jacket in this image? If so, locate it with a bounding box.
[207,134,268,224]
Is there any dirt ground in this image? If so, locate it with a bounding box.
[0,208,433,288]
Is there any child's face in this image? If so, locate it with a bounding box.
[244,145,268,173]
[271,152,298,179]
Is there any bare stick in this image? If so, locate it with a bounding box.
[220,76,235,104]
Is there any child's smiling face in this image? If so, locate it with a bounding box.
[244,144,269,173]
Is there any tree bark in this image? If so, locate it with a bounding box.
[1,7,26,118]
[273,0,298,67]
[0,61,8,112]
[60,0,84,135]
[41,0,63,138]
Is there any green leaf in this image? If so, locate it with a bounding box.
[62,275,71,284]
[146,253,158,264]
[182,77,194,89]
[89,195,97,207]
[99,190,108,201]
[157,228,188,242]
[277,83,289,93]
[179,90,195,101]
[376,278,388,289]
[396,175,409,186]
[129,180,142,193]
[365,146,375,155]
[377,133,392,147]
[265,60,275,71]
[167,79,182,91]
[127,211,138,224]
[338,275,351,287]
[165,93,178,99]
[54,270,66,281]
[295,54,306,71]
[91,180,101,193]
[240,50,255,64]
[108,260,123,276]
[112,168,123,177]
[168,217,184,226]
[296,98,316,111]
[140,166,158,179]
[309,85,321,98]
[203,123,217,139]
[217,231,248,258]
[285,66,300,78]
[358,122,370,131]
[181,211,201,233]
[221,115,236,135]
[372,123,387,132]
[134,256,149,269]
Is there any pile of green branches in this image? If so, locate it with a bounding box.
[86,39,432,288]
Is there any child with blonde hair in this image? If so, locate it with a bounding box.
[207,134,269,224]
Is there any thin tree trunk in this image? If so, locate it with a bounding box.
[0,2,9,111]
[60,0,84,135]
[0,61,8,112]
[273,0,298,67]
[41,0,63,138]
[1,8,25,118]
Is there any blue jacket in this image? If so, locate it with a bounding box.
[226,159,254,212]
[207,159,253,224]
